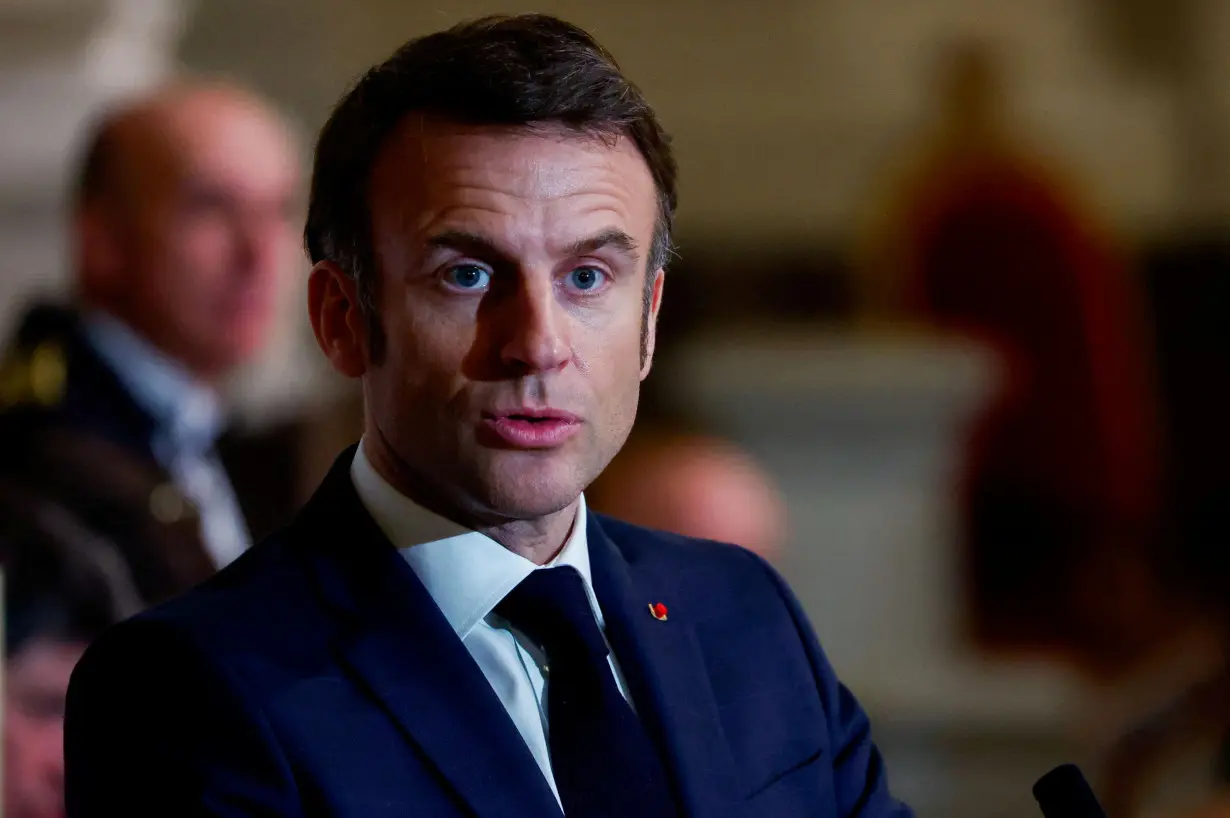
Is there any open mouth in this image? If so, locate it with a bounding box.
[481,410,581,449]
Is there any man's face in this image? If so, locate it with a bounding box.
[362,121,662,522]
[88,93,300,378]
[4,639,85,818]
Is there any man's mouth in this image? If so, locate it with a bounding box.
[481,408,581,449]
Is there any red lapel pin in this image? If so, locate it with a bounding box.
[648,602,668,621]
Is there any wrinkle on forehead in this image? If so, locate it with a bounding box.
[444,133,637,199]
[522,154,587,200]
[372,120,656,247]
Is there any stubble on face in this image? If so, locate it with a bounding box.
[361,120,661,560]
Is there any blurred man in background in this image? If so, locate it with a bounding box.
[3,523,132,818]
[589,430,787,561]
[0,82,302,606]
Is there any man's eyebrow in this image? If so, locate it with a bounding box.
[423,230,509,261]
[424,228,641,263]
[565,228,639,260]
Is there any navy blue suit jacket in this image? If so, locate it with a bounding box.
[65,448,912,817]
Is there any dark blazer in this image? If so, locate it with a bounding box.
[0,304,303,606]
[64,447,913,817]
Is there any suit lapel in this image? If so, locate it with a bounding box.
[298,451,562,818]
[59,315,161,460]
[588,515,740,817]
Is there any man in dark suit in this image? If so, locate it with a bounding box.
[65,16,912,817]
[0,83,303,606]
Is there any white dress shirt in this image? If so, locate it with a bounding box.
[350,440,632,807]
[83,312,251,567]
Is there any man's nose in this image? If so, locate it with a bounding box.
[498,276,570,373]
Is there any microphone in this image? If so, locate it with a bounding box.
[1033,764,1108,817]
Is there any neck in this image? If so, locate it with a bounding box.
[476,512,579,565]
[362,432,579,565]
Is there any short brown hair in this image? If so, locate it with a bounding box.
[304,14,678,357]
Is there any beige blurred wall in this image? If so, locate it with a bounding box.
[180,0,1187,248]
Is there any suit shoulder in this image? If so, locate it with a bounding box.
[125,530,312,646]
[592,513,759,561]
[0,335,68,414]
[75,528,336,716]
[0,303,77,413]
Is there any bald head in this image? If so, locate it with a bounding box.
[590,433,788,560]
[73,83,301,380]
[75,84,291,207]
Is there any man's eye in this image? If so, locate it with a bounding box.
[444,265,491,290]
[568,267,606,291]
[181,187,231,216]
[16,691,66,721]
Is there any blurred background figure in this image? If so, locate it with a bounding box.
[3,523,132,818]
[0,82,303,608]
[589,428,788,561]
[870,40,1169,676]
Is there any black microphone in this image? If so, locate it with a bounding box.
[1033,764,1108,817]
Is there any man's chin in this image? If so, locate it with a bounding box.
[485,488,583,523]
[474,457,586,521]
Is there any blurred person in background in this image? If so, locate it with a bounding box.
[3,515,135,818]
[867,41,1166,675]
[589,429,787,561]
[0,82,302,607]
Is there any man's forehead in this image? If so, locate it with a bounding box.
[377,119,653,201]
[370,119,657,248]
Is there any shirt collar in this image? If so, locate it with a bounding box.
[82,311,223,456]
[350,439,597,639]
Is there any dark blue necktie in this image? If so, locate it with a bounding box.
[497,566,678,818]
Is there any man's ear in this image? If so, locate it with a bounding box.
[307,261,369,378]
[640,268,665,380]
